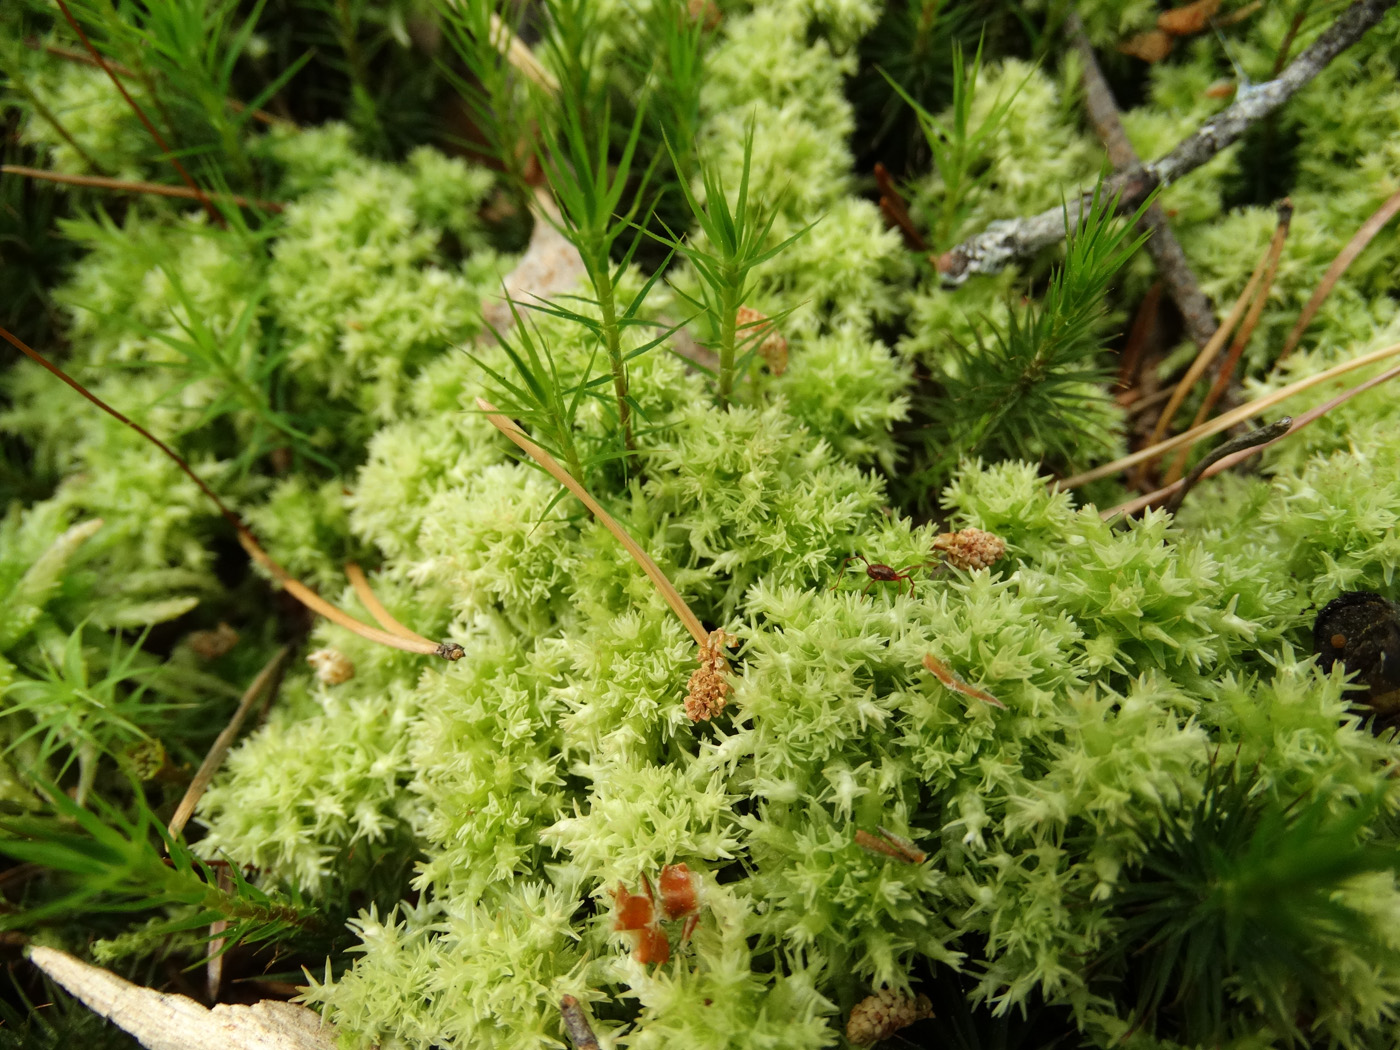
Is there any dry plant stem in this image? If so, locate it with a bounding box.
[1061,338,1400,488]
[167,646,291,841]
[488,11,561,94]
[1,165,285,213]
[477,398,708,647]
[206,865,234,1001]
[1116,282,1162,393]
[1068,13,1218,348]
[937,0,1397,283]
[1163,199,1293,483]
[0,325,456,660]
[52,0,224,228]
[1279,186,1400,360]
[1105,360,1400,517]
[559,996,601,1050]
[922,653,1006,709]
[874,162,928,251]
[1135,241,1272,483]
[346,563,420,640]
[31,38,296,129]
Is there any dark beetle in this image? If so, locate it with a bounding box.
[1313,591,1400,723]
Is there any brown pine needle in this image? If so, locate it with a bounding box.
[1279,186,1400,361]
[1138,235,1273,482]
[53,0,223,228]
[30,38,296,129]
[477,398,708,647]
[1061,339,1400,489]
[1103,359,1400,518]
[1163,199,1293,484]
[0,324,460,661]
[1,165,284,212]
[346,563,421,641]
[168,646,290,841]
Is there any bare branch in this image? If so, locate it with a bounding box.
[52,0,225,228]
[937,0,1398,284]
[1067,13,1218,348]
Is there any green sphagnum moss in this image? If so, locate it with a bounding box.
[3,1,1400,1048]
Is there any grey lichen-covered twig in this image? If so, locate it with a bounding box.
[1066,13,1218,348]
[937,0,1398,285]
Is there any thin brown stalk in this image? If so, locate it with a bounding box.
[874,163,928,251]
[32,38,296,129]
[1272,6,1310,76]
[206,864,233,1000]
[167,646,290,841]
[1,165,284,212]
[1116,282,1163,393]
[1104,359,1400,518]
[1279,186,1400,361]
[937,0,1397,283]
[1059,339,1400,489]
[477,398,708,647]
[346,563,420,641]
[52,0,224,227]
[0,325,459,660]
[1162,199,1293,483]
[1134,242,1272,484]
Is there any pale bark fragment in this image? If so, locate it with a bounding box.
[28,947,337,1050]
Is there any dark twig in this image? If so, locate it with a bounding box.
[52,0,225,228]
[936,0,1398,284]
[1068,14,1218,348]
[1161,417,1293,516]
[559,996,601,1050]
[28,37,297,129]
[1164,198,1293,482]
[874,162,928,251]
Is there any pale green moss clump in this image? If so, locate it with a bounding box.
[5,2,1400,1049]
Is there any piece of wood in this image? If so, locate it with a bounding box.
[28,947,337,1050]
[937,0,1397,283]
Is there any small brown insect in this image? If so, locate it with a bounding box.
[833,554,923,598]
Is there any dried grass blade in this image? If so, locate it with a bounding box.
[1060,339,1400,489]
[346,563,422,641]
[1102,359,1400,517]
[477,398,708,646]
[1279,186,1400,361]
[168,646,290,841]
